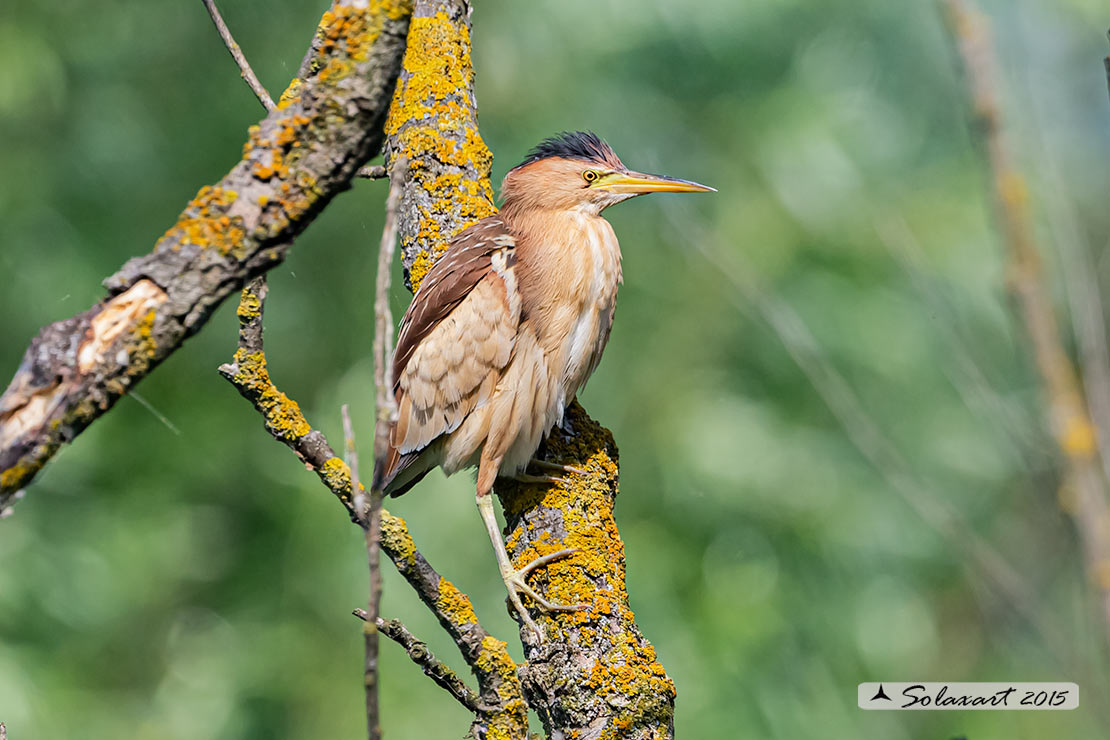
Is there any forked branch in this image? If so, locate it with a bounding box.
[0,1,411,507]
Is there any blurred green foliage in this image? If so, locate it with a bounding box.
[3,0,1110,737]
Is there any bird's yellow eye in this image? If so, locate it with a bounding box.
[582,169,600,184]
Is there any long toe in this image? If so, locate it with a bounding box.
[528,458,588,477]
[505,585,542,640]
[504,567,591,615]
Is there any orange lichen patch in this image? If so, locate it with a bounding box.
[320,456,353,493]
[236,288,263,322]
[317,57,354,84]
[77,280,167,373]
[122,308,161,380]
[312,1,412,71]
[163,185,247,257]
[228,350,312,441]
[275,115,311,148]
[253,150,290,181]
[435,578,479,627]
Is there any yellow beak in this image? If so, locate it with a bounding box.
[596,170,716,194]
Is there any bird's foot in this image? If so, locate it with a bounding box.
[512,472,565,485]
[500,548,590,640]
[528,458,587,478]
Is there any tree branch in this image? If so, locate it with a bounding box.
[383,1,676,736]
[941,0,1110,639]
[217,277,527,740]
[343,405,381,740]
[201,0,276,112]
[384,0,496,292]
[355,613,486,714]
[0,1,412,507]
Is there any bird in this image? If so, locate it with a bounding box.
[374,131,713,636]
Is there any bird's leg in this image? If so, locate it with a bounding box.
[475,491,587,640]
[528,458,587,477]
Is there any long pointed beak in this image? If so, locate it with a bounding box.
[597,170,716,194]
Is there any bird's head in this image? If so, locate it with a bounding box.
[500,131,714,218]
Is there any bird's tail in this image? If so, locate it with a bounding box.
[372,445,429,498]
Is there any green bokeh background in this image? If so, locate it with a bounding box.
[3,0,1110,737]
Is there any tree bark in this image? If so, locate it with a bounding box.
[383,1,677,736]
[0,0,411,506]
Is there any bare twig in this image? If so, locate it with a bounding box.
[941,0,1110,640]
[359,165,388,180]
[343,406,380,740]
[1104,30,1110,103]
[342,159,404,740]
[372,163,404,444]
[353,612,485,713]
[201,0,275,112]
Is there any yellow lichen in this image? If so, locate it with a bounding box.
[435,578,479,627]
[496,404,675,735]
[380,511,417,565]
[1,459,40,492]
[163,185,247,257]
[384,10,496,292]
[230,350,312,440]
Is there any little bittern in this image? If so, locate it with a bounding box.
[375,131,713,636]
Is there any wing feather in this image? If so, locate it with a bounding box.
[376,217,520,491]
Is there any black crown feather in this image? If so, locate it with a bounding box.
[515,131,619,169]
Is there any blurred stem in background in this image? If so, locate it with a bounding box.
[940,0,1110,645]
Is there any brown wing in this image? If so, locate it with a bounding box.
[375,216,519,492]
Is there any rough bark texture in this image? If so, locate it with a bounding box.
[499,407,677,739]
[383,0,497,292]
[0,0,412,506]
[383,2,676,737]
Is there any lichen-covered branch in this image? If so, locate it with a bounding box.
[0,0,412,506]
[942,0,1110,638]
[384,0,496,292]
[498,406,677,738]
[218,278,527,740]
[357,614,485,714]
[382,2,676,737]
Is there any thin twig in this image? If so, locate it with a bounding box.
[359,165,388,180]
[201,0,275,111]
[353,612,485,713]
[349,152,404,740]
[941,0,1110,641]
[343,406,380,740]
[373,160,404,445]
[1104,30,1110,104]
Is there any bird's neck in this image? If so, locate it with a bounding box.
[506,206,623,327]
